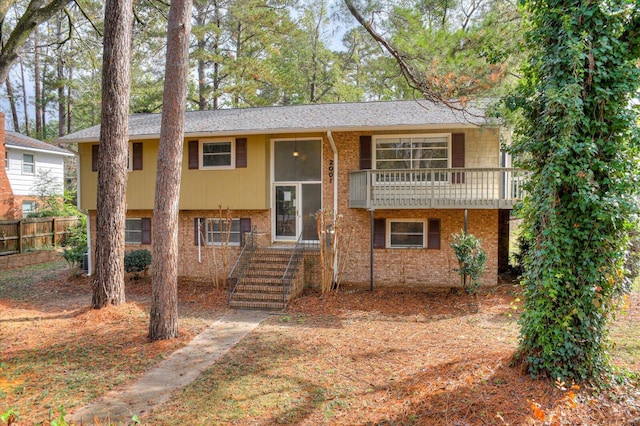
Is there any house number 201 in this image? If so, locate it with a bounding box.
[328,160,334,183]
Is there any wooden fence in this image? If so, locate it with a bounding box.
[0,216,79,256]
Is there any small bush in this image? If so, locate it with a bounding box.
[62,218,88,268]
[450,231,487,295]
[124,249,152,278]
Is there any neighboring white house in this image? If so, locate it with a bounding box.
[0,114,74,219]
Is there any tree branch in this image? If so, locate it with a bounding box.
[0,0,73,85]
[73,0,102,37]
[343,0,452,106]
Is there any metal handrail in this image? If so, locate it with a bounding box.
[281,233,305,307]
[228,225,257,303]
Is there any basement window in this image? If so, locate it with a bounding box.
[387,220,425,248]
[205,218,241,246]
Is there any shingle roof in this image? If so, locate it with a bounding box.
[60,100,492,143]
[6,131,75,156]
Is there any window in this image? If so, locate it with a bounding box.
[125,219,143,244]
[376,218,441,249]
[205,218,241,246]
[22,153,35,174]
[125,218,151,244]
[4,150,8,169]
[22,200,36,217]
[374,135,449,182]
[201,140,234,169]
[388,220,425,248]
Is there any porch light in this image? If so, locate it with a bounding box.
[292,146,299,157]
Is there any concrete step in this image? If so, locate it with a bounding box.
[232,292,285,302]
[229,300,286,311]
[244,267,287,276]
[241,276,291,285]
[235,284,284,293]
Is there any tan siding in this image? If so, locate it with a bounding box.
[179,135,269,210]
[127,141,158,209]
[78,144,97,210]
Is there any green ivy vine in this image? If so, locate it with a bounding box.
[509,0,640,383]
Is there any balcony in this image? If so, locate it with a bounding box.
[349,168,527,210]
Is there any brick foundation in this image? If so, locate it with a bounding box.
[0,249,63,270]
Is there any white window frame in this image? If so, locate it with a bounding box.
[22,153,35,175]
[373,133,451,174]
[4,150,8,169]
[205,218,242,246]
[22,200,36,217]
[386,219,426,249]
[127,143,134,172]
[125,218,143,244]
[199,139,235,170]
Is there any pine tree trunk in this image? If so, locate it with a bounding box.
[92,0,133,309]
[149,0,192,340]
[34,28,42,135]
[5,78,19,131]
[19,57,29,136]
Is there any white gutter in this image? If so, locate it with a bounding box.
[5,144,75,156]
[86,212,92,276]
[327,130,339,284]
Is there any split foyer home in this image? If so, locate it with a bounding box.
[0,113,74,219]
[62,100,524,309]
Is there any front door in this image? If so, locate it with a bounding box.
[272,139,322,242]
[275,185,297,240]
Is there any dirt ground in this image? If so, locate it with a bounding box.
[1,263,639,425]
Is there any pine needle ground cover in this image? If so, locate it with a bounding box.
[0,261,225,425]
[148,286,639,425]
[1,262,638,425]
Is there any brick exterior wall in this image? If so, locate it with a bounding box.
[320,130,500,288]
[0,113,18,220]
[86,127,503,289]
[88,209,271,281]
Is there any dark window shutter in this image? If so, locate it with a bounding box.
[132,142,143,170]
[194,217,204,245]
[92,145,99,172]
[428,219,441,249]
[240,217,251,245]
[451,133,465,184]
[188,140,199,169]
[141,217,151,244]
[359,135,372,170]
[236,138,247,168]
[373,218,386,248]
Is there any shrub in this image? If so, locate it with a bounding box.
[62,216,87,269]
[124,249,152,278]
[450,231,487,295]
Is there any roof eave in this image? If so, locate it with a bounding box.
[5,143,75,156]
[67,122,489,144]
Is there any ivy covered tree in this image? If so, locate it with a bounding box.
[510,0,640,382]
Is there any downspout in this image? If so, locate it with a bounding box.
[86,213,92,276]
[77,151,92,276]
[327,130,338,284]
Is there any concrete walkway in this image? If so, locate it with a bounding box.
[69,310,272,425]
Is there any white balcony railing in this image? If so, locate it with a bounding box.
[349,168,527,210]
